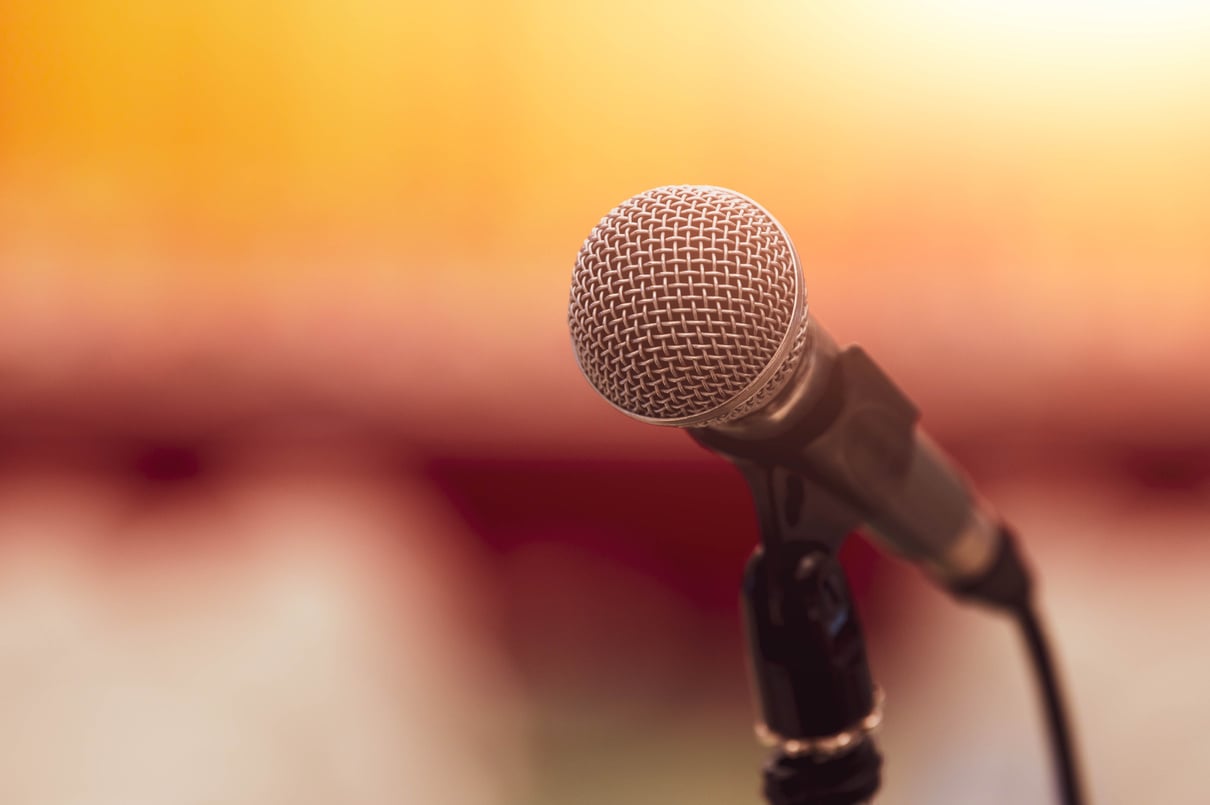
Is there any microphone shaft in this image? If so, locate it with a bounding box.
[695,340,1001,587]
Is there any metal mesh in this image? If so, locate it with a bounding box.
[568,185,806,426]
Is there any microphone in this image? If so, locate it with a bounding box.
[567,186,1086,805]
[567,185,1025,601]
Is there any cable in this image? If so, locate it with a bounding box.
[952,530,1086,805]
[1014,604,1086,805]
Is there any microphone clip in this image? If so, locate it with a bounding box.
[733,462,885,805]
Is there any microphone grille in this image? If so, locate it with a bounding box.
[568,185,809,427]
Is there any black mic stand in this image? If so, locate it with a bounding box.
[729,459,885,805]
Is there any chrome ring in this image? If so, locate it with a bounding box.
[754,686,885,758]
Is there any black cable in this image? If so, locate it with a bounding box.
[1014,604,1085,805]
[952,532,1086,805]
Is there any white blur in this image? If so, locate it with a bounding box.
[0,457,528,805]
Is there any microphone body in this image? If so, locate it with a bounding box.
[568,185,1019,596]
[693,318,1001,588]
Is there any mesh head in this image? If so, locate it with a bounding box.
[568,185,809,427]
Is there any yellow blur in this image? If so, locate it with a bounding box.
[4,0,1210,284]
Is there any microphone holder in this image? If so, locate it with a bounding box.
[725,458,885,804]
[689,345,923,803]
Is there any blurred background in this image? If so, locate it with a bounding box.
[2,1,1209,802]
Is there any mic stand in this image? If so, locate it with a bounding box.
[726,457,885,805]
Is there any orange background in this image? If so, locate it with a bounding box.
[4,1,1210,447]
